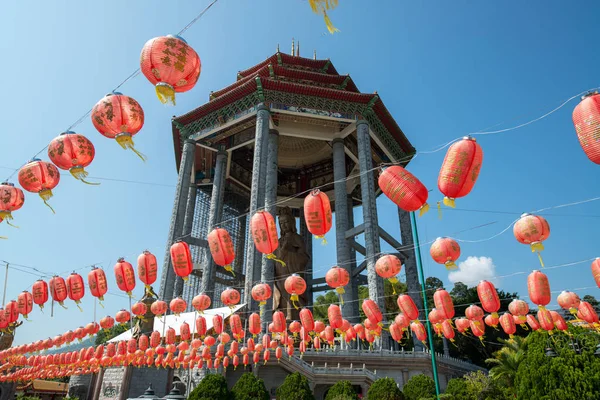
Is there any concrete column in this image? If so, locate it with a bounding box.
[244,104,271,311]
[160,139,196,301]
[398,209,424,352]
[182,185,197,236]
[261,129,279,328]
[347,195,360,319]
[356,121,386,315]
[91,368,104,400]
[332,138,358,322]
[234,215,247,276]
[299,210,313,308]
[200,150,228,299]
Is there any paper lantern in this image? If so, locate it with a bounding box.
[49,276,68,308]
[394,314,410,331]
[433,289,455,320]
[537,308,555,331]
[284,274,306,309]
[100,316,115,331]
[484,313,499,328]
[192,293,211,313]
[220,287,240,308]
[303,189,332,242]
[140,35,201,104]
[476,280,500,318]
[131,302,147,318]
[116,310,131,325]
[550,311,568,331]
[272,311,286,333]
[229,314,243,337]
[195,316,207,337]
[378,165,429,216]
[170,298,187,316]
[48,132,97,184]
[251,283,272,307]
[557,291,580,315]
[410,322,427,342]
[170,241,193,281]
[470,319,485,340]
[525,314,539,331]
[438,136,483,208]
[428,308,444,329]
[300,308,315,333]
[150,300,167,317]
[18,159,60,212]
[397,294,419,321]
[513,315,527,329]
[137,250,157,289]
[578,301,599,325]
[325,266,349,297]
[0,182,24,225]
[91,92,146,160]
[527,270,550,308]
[314,320,326,334]
[441,320,455,342]
[17,291,33,319]
[592,258,600,288]
[513,213,550,267]
[207,228,236,275]
[572,92,600,164]
[327,304,343,330]
[32,280,48,311]
[114,258,136,297]
[499,312,516,337]
[362,299,383,327]
[465,305,484,322]
[430,237,461,270]
[375,255,402,291]
[66,273,85,311]
[88,267,108,303]
[213,315,224,335]
[508,299,529,317]
[251,211,284,265]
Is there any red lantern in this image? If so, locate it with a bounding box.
[249,313,261,337]
[411,322,427,342]
[272,311,286,333]
[229,314,243,337]
[192,293,211,313]
[527,270,551,308]
[433,289,455,320]
[284,274,306,309]
[88,267,108,302]
[476,280,500,318]
[85,322,100,337]
[151,300,167,317]
[17,292,33,319]
[114,258,136,297]
[140,35,201,105]
[550,311,568,332]
[131,302,147,317]
[221,287,241,309]
[116,310,131,325]
[47,132,97,184]
[465,305,484,322]
[325,266,349,296]
[251,283,272,307]
[49,276,68,308]
[303,189,332,242]
[18,159,60,212]
[470,319,485,340]
[207,228,236,275]
[362,299,383,327]
[484,313,499,328]
[328,304,343,330]
[170,241,193,281]
[91,92,146,160]
[137,251,157,289]
[578,301,599,325]
[195,316,207,337]
[378,166,429,216]
[438,136,483,208]
[513,214,550,267]
[592,258,600,288]
[170,298,187,316]
[430,237,461,270]
[499,312,516,337]
[428,308,444,328]
[100,316,115,331]
[557,291,580,315]
[397,294,419,321]
[32,280,48,311]
[300,308,315,333]
[251,211,282,264]
[441,320,455,342]
[0,182,24,225]
[66,273,85,310]
[213,315,224,335]
[508,299,529,316]
[572,92,600,164]
[375,255,402,290]
[537,308,555,331]
[526,314,540,331]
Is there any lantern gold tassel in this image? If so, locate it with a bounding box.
[335,287,345,305]
[39,190,55,214]
[291,294,300,310]
[530,242,545,267]
[418,202,430,217]
[443,197,456,208]
[315,235,327,245]
[0,212,19,228]
[0,236,6,240]
[266,253,286,267]
[224,265,236,277]
[116,133,147,162]
[76,302,83,312]
[70,166,100,185]
[156,83,176,105]
[444,261,458,270]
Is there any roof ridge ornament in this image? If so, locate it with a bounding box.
[291,38,295,56]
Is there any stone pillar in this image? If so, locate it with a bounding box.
[244,104,270,311]
[182,184,197,236]
[160,139,196,301]
[299,210,313,307]
[332,138,358,322]
[443,337,450,357]
[118,366,133,400]
[234,216,247,276]
[91,368,105,400]
[200,150,228,299]
[261,129,279,329]
[356,121,386,314]
[398,209,424,352]
[347,195,360,318]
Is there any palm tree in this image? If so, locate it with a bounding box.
[486,336,528,388]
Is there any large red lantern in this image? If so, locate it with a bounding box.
[140,35,201,105]
[251,283,272,307]
[378,166,430,216]
[18,159,60,212]
[397,294,419,322]
[300,308,315,333]
[476,280,500,318]
[88,267,108,303]
[66,273,85,311]
[192,293,211,313]
[303,189,332,242]
[375,255,402,292]
[251,211,283,265]
[508,299,529,316]
[527,270,550,308]
[17,291,33,319]
[0,182,24,225]
[465,305,484,322]
[49,276,68,308]
[430,237,461,270]
[170,241,193,281]
[557,291,580,315]
[114,258,136,297]
[47,132,97,184]
[572,92,600,164]
[207,228,236,275]
[32,280,48,311]
[438,136,483,208]
[513,213,550,267]
[220,288,241,309]
[591,258,600,288]
[137,250,157,289]
[325,266,349,298]
[284,274,306,309]
[91,92,146,160]
[433,289,455,320]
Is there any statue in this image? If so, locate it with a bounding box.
[131,286,158,338]
[0,321,22,351]
[273,207,310,321]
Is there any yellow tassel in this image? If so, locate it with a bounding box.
[315,235,327,245]
[521,324,529,331]
[156,83,176,105]
[444,261,458,270]
[59,302,68,310]
[443,197,456,208]
[291,294,299,310]
[335,287,345,305]
[0,212,19,228]
[39,189,55,213]
[69,166,100,185]
[98,301,104,309]
[0,236,6,240]
[437,201,442,219]
[116,133,147,162]
[323,12,340,34]
[418,202,429,217]
[266,253,286,267]
[224,265,236,277]
[76,302,83,312]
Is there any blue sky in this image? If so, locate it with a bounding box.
[1,1,599,345]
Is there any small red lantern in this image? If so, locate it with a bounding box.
[578,301,599,325]
[508,299,529,316]
[513,214,550,267]
[397,294,419,321]
[470,319,486,341]
[248,313,261,337]
[251,283,272,307]
[325,266,349,297]
[272,311,286,333]
[18,159,60,212]
[328,304,343,329]
[229,314,243,337]
[410,322,427,343]
[284,274,306,309]
[170,241,193,281]
[441,320,455,342]
[66,273,85,311]
[17,291,33,319]
[303,189,332,242]
[0,182,24,225]
[114,258,136,297]
[525,314,539,331]
[499,312,516,337]
[465,305,484,322]
[430,237,461,270]
[137,251,157,289]
[131,302,147,317]
[251,211,284,265]
[378,166,430,216]
[362,299,383,327]
[49,276,68,308]
[591,258,600,288]
[220,287,241,309]
[394,314,410,331]
[88,267,108,303]
[192,293,211,313]
[572,92,600,164]
[438,136,483,208]
[537,308,554,331]
[557,291,580,315]
[207,228,236,275]
[100,316,115,331]
[433,289,455,320]
[476,280,500,318]
[116,310,131,325]
[91,92,146,160]
[550,311,568,332]
[48,132,97,184]
[169,298,187,316]
[527,270,550,308]
[375,255,402,291]
[300,308,315,333]
[140,35,201,105]
[195,316,207,337]
[150,300,168,317]
[32,280,48,311]
[484,313,499,328]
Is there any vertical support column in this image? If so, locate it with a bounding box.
[356,121,386,315]
[234,216,247,276]
[199,150,228,299]
[398,209,424,352]
[182,184,197,236]
[261,129,279,329]
[243,104,271,311]
[332,138,358,321]
[347,195,360,319]
[299,210,313,308]
[160,139,196,301]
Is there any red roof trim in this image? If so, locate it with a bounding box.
[237,53,339,78]
[237,55,278,79]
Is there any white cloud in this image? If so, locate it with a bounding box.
[448,256,499,286]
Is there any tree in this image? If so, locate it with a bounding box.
[485,336,528,393]
[94,324,128,345]
[324,380,358,400]
[367,377,404,400]
[444,378,469,399]
[463,371,511,400]
[188,374,231,400]
[401,375,435,400]
[276,372,315,400]
[231,373,268,400]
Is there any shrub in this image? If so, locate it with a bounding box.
[444,378,469,399]
[367,377,404,400]
[188,374,231,400]
[231,373,269,400]
[276,372,315,400]
[324,380,358,400]
[402,375,435,400]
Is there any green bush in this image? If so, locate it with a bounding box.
[276,372,315,400]
[367,377,404,400]
[402,375,435,400]
[444,378,469,399]
[188,374,231,400]
[231,373,269,400]
[324,380,358,400]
